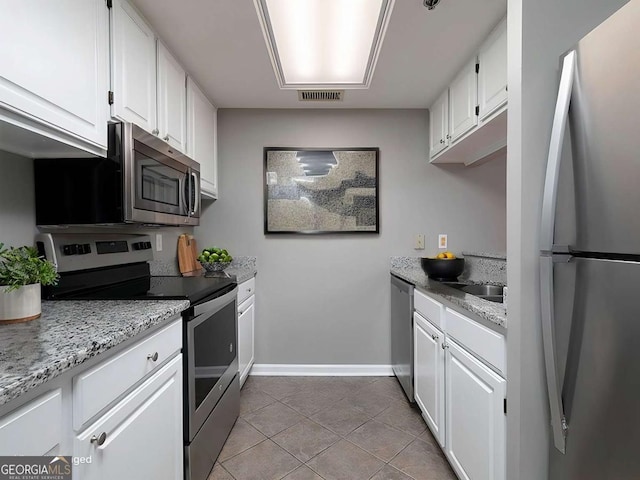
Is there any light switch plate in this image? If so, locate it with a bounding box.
[438,234,448,249]
[414,234,425,250]
[156,233,163,252]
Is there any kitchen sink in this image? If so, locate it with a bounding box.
[443,283,505,303]
[458,284,504,296]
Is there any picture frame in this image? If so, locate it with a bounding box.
[263,147,380,234]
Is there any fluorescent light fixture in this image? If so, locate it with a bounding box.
[254,0,395,89]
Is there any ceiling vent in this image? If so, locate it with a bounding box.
[298,90,345,102]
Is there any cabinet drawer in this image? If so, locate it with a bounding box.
[415,289,444,330]
[73,318,182,430]
[0,389,62,455]
[237,277,255,305]
[445,308,506,375]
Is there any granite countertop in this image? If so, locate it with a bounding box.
[0,299,189,407]
[391,259,507,328]
[225,256,257,284]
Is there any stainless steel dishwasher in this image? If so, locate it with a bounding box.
[390,275,414,402]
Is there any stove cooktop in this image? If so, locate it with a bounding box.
[55,274,236,305]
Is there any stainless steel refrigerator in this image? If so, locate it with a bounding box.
[541,1,640,478]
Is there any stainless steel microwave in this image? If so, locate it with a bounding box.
[35,122,200,227]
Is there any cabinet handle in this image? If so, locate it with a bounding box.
[239,310,244,315]
[229,343,233,353]
[248,288,252,293]
[441,343,449,350]
[431,334,439,341]
[147,352,159,362]
[446,134,451,140]
[90,432,107,446]
[163,135,170,141]
[440,139,444,144]
[152,128,159,135]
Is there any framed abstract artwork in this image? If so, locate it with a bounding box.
[264,147,379,234]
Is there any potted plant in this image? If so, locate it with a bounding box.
[0,244,58,324]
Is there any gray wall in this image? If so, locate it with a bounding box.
[506,0,628,478]
[197,109,507,365]
[0,151,37,248]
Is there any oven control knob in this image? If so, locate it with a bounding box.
[147,352,159,362]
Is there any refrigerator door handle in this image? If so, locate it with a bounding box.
[540,255,569,453]
[540,50,577,253]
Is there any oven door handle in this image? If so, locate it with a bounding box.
[192,287,238,319]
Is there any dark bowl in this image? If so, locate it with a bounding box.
[420,257,465,281]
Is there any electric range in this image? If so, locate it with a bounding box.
[36,233,239,480]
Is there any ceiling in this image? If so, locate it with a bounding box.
[132,0,507,109]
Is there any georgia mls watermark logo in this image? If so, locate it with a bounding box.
[0,456,72,480]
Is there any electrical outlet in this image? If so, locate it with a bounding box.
[414,234,425,250]
[155,233,163,252]
[438,234,448,249]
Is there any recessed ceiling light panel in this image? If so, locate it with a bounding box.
[254,0,395,89]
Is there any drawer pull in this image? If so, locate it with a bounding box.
[229,343,233,353]
[90,432,107,446]
[147,352,159,362]
[431,334,439,341]
[441,343,449,350]
[239,310,244,315]
[248,288,252,293]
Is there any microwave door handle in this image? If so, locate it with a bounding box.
[181,174,189,217]
[187,171,193,217]
[191,171,200,216]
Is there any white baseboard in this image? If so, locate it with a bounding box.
[249,364,394,377]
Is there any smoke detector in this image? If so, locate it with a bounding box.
[423,0,440,10]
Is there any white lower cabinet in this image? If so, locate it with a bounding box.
[0,389,63,456]
[0,316,183,476]
[237,277,256,387]
[413,290,506,480]
[74,355,183,480]
[414,312,445,447]
[238,296,255,387]
[444,339,506,480]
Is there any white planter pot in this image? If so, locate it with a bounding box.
[0,283,41,324]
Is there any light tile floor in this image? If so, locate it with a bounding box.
[208,376,456,480]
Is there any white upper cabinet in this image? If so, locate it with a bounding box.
[449,59,479,142]
[187,78,218,199]
[429,15,507,166]
[429,90,449,158]
[0,0,108,157]
[157,42,187,152]
[109,0,157,135]
[478,18,508,121]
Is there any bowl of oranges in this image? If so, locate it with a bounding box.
[420,252,465,281]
